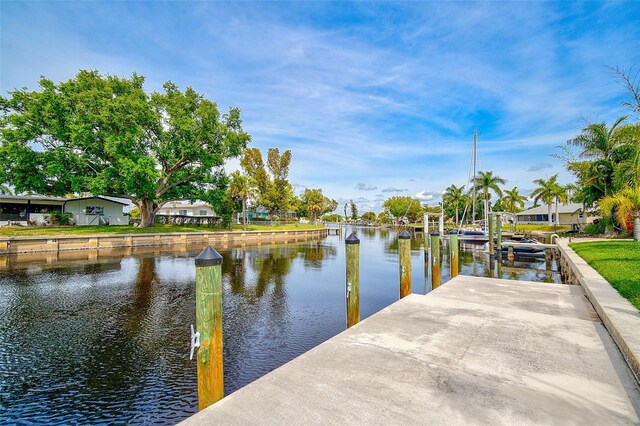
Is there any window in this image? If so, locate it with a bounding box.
[31,204,64,213]
[86,206,104,216]
[199,210,208,216]
[179,209,188,215]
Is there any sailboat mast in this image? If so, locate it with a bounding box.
[472,129,477,224]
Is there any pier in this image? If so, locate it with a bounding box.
[182,275,640,425]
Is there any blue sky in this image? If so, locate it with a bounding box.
[2,1,640,212]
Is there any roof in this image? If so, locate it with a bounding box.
[0,195,67,203]
[159,202,213,209]
[65,196,129,206]
[516,202,583,216]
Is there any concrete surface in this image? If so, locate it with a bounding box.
[181,276,640,425]
[558,239,640,383]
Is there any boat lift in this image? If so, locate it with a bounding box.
[423,212,444,236]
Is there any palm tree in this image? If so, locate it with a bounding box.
[473,171,506,226]
[569,116,627,198]
[443,184,466,225]
[531,175,561,226]
[228,171,256,231]
[502,187,527,214]
[600,185,640,241]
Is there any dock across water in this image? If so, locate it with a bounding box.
[182,275,640,425]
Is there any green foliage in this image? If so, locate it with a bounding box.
[350,199,358,220]
[599,185,640,240]
[502,187,527,213]
[383,196,422,222]
[47,210,72,225]
[129,206,141,220]
[322,213,343,222]
[240,147,295,218]
[377,211,392,224]
[0,70,250,227]
[228,170,256,230]
[443,184,466,224]
[361,211,376,222]
[0,183,12,195]
[299,188,337,221]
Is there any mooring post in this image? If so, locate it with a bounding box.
[399,231,412,298]
[496,214,502,251]
[488,213,495,256]
[450,233,459,279]
[195,246,224,410]
[545,248,552,271]
[430,232,441,289]
[345,232,360,328]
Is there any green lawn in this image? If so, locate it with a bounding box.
[0,223,323,237]
[512,224,570,233]
[571,241,640,310]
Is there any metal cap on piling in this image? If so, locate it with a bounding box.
[195,245,223,267]
[430,231,439,236]
[399,231,411,239]
[345,232,360,244]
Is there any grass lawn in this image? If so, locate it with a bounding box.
[571,241,640,310]
[512,224,570,233]
[0,223,323,237]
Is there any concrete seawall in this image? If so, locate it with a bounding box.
[0,228,328,255]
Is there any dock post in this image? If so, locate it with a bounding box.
[545,248,552,270]
[507,245,515,267]
[488,213,495,257]
[399,231,412,298]
[345,233,360,328]
[195,246,224,410]
[496,214,502,251]
[450,233,459,279]
[430,232,441,289]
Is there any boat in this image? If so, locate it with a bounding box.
[497,237,546,257]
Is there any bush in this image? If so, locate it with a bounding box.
[48,210,72,225]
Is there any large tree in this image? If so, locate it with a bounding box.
[0,70,250,227]
[383,196,423,223]
[502,187,527,214]
[600,185,640,241]
[240,147,295,218]
[299,188,337,222]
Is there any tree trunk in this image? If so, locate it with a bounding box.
[634,216,640,242]
[242,198,247,231]
[455,203,459,226]
[139,198,157,228]
[554,199,559,228]
[547,204,552,226]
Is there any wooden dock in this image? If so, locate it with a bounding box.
[181,276,640,425]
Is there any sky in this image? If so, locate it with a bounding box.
[2,1,640,213]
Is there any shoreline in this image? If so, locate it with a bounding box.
[0,228,329,255]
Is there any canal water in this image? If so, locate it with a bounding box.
[0,228,559,424]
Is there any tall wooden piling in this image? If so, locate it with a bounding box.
[195,246,224,410]
[450,234,459,279]
[399,231,412,298]
[496,214,502,251]
[488,213,495,256]
[430,232,441,289]
[545,248,552,271]
[345,233,360,328]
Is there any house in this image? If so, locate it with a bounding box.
[63,196,129,225]
[516,202,592,226]
[0,195,129,226]
[157,202,218,217]
[0,195,67,225]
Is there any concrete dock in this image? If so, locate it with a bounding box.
[182,276,640,425]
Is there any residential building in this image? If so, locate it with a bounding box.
[158,202,218,217]
[516,202,592,226]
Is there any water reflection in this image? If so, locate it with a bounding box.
[0,228,559,424]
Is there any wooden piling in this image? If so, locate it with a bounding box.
[450,234,459,279]
[345,233,360,328]
[496,214,502,251]
[488,213,494,256]
[545,248,552,271]
[430,232,441,289]
[399,231,412,298]
[195,246,224,410]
